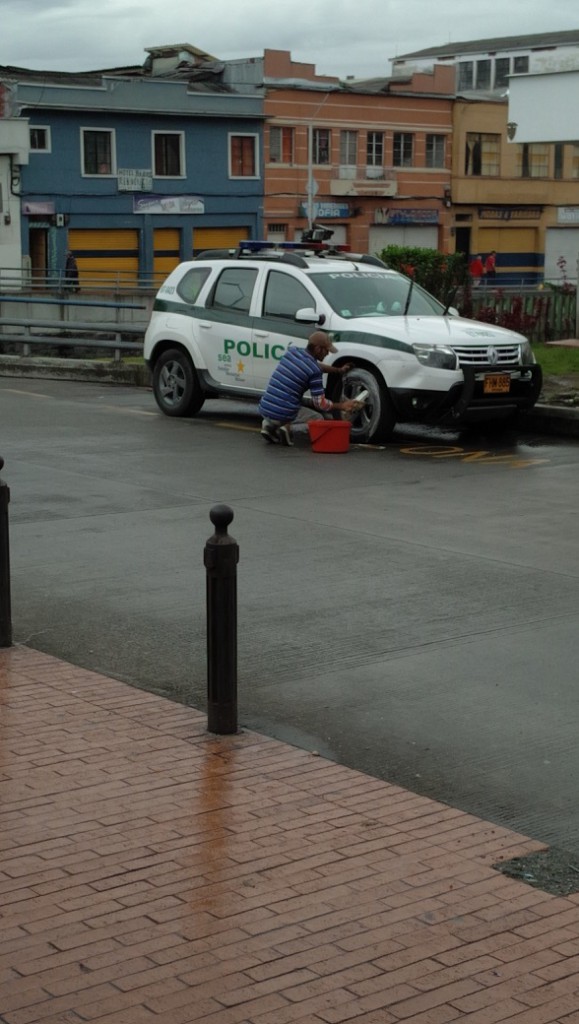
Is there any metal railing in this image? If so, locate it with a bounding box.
[0,316,144,361]
[0,267,165,295]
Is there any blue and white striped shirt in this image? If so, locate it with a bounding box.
[258,346,324,422]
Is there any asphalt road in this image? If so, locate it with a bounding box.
[2,377,579,849]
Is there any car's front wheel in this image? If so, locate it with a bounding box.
[340,367,396,443]
[152,348,205,417]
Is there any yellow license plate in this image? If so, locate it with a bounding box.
[484,373,511,394]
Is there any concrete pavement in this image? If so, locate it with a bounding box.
[3,645,579,1024]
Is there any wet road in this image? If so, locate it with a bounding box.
[2,377,579,848]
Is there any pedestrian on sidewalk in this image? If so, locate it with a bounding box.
[258,331,361,446]
[485,250,497,279]
[64,251,80,293]
[469,255,485,287]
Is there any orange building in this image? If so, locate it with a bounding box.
[261,50,454,256]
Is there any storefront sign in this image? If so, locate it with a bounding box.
[118,169,153,192]
[298,202,351,219]
[558,207,579,224]
[21,201,55,215]
[133,195,205,214]
[479,206,542,221]
[374,208,438,225]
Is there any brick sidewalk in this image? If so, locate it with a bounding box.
[2,647,579,1024]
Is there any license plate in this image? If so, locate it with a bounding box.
[484,373,511,394]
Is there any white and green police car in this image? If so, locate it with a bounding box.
[143,241,542,443]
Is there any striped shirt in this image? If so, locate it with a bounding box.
[258,346,325,422]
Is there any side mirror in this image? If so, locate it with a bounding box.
[295,307,325,325]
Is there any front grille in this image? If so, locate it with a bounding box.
[452,344,521,366]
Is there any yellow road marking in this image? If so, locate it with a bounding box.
[2,388,50,399]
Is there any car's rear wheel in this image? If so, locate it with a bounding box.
[153,348,205,417]
[340,367,396,443]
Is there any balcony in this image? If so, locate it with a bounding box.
[330,165,398,197]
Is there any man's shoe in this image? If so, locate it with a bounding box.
[260,421,280,444]
[277,425,294,447]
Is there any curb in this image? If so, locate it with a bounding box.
[0,355,151,388]
[1,356,578,438]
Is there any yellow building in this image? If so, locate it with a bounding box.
[451,97,579,284]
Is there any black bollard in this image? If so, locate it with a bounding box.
[204,504,239,734]
[0,457,12,648]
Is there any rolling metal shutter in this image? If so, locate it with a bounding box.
[67,229,139,287]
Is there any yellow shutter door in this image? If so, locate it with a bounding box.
[67,229,139,287]
[192,227,250,254]
[153,228,181,286]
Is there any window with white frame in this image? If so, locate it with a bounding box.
[476,60,491,90]
[313,128,331,165]
[518,143,549,178]
[229,134,259,177]
[464,132,500,176]
[30,126,51,152]
[81,128,115,175]
[153,132,185,177]
[425,134,445,168]
[393,132,413,167]
[513,55,529,74]
[494,57,510,89]
[269,126,294,164]
[457,61,473,90]
[340,130,357,166]
[366,131,384,167]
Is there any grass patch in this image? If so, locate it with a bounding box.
[533,343,579,376]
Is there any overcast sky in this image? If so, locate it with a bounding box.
[2,0,577,79]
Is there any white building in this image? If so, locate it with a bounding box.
[392,29,579,95]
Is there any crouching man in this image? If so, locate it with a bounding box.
[258,331,360,446]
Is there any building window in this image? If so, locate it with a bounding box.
[229,134,259,177]
[313,128,331,165]
[572,145,579,179]
[513,55,529,74]
[393,132,413,167]
[518,143,549,178]
[366,131,384,167]
[554,143,564,180]
[495,57,510,89]
[457,61,473,90]
[30,126,50,152]
[153,132,184,177]
[425,134,445,168]
[340,130,357,166]
[269,126,294,164]
[476,60,491,90]
[267,224,288,241]
[81,128,115,175]
[465,132,500,176]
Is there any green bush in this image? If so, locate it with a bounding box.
[377,246,468,305]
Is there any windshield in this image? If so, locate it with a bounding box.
[309,270,445,319]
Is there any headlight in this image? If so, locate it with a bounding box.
[520,340,535,364]
[412,344,458,370]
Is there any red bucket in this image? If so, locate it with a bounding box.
[307,419,351,453]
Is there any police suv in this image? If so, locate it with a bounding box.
[143,240,542,444]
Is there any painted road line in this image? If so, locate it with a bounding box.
[399,443,549,468]
[3,388,51,399]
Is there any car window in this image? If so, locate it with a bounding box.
[309,271,444,318]
[262,270,316,319]
[176,267,211,304]
[209,267,258,313]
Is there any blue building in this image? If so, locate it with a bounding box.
[1,45,264,286]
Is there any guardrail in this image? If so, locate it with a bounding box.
[0,317,144,361]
